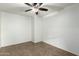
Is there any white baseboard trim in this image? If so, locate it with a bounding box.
[0,41,32,48]
[43,40,78,56]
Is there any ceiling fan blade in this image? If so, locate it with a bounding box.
[33,3,37,6]
[25,3,32,7]
[25,9,32,12]
[39,3,43,6]
[35,12,38,15]
[39,8,48,11]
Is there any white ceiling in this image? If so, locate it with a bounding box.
[0,3,74,16]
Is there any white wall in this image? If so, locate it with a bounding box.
[1,12,32,47]
[33,16,43,43]
[0,13,1,46]
[0,11,43,47]
[43,4,79,55]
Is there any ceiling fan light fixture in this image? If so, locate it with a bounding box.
[24,3,48,15]
[32,7,38,12]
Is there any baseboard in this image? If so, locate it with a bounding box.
[32,40,42,43]
[43,40,78,56]
[0,41,32,48]
[0,40,43,48]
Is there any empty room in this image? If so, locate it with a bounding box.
[0,3,79,56]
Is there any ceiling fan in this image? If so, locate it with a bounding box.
[24,3,48,15]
